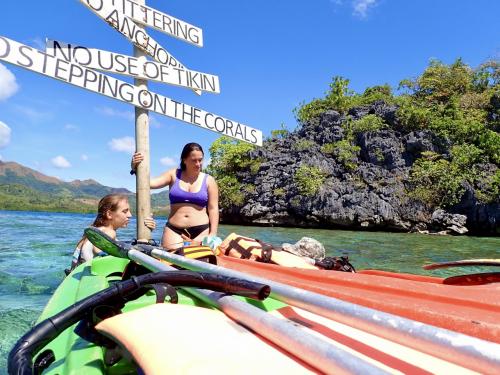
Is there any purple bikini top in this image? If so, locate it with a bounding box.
[169,169,209,207]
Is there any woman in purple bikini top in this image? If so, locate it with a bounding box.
[169,169,209,208]
[131,142,219,250]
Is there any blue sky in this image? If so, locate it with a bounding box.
[0,0,499,191]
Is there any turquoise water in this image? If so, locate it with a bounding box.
[1,210,499,371]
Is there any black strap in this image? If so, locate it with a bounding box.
[255,239,278,264]
[226,237,278,263]
[260,246,273,263]
[151,283,178,304]
[227,238,254,259]
[315,256,356,272]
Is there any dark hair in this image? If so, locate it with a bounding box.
[77,194,128,248]
[180,142,204,170]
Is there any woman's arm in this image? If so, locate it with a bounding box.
[150,170,173,189]
[206,175,219,236]
[132,152,173,189]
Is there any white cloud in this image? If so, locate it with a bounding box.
[51,155,71,168]
[0,121,11,148]
[64,123,79,131]
[109,136,135,154]
[81,154,89,161]
[0,154,3,161]
[96,106,134,121]
[352,0,378,18]
[160,156,177,167]
[0,63,19,101]
[14,104,51,122]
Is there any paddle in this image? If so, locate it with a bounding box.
[423,259,500,270]
[84,227,500,373]
[443,272,500,285]
[84,227,387,374]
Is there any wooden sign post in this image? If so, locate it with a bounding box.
[133,0,151,242]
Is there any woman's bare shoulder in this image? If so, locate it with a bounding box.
[206,174,217,184]
[166,168,178,179]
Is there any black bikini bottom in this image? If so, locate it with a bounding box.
[166,222,210,239]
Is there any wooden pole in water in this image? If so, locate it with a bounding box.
[134,0,151,242]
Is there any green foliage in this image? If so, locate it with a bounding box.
[395,57,499,181]
[360,84,394,105]
[294,77,396,124]
[273,188,286,197]
[208,136,256,174]
[325,76,356,112]
[293,98,331,124]
[408,157,465,207]
[450,144,484,168]
[249,159,262,175]
[243,184,256,194]
[294,165,328,196]
[349,114,387,134]
[270,123,289,139]
[399,58,473,104]
[216,175,245,208]
[295,139,315,151]
[208,136,259,209]
[294,76,356,123]
[331,140,360,171]
[472,60,500,90]
[0,184,97,213]
[395,97,433,130]
[475,169,500,204]
[409,144,498,207]
[320,143,336,155]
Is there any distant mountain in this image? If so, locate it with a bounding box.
[0,161,131,197]
[0,161,169,215]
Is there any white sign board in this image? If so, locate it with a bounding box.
[80,1,185,69]
[101,0,203,47]
[46,39,220,94]
[0,36,262,145]
[80,1,202,95]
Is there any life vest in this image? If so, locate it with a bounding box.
[163,244,217,265]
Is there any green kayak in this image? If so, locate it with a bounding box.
[8,229,500,374]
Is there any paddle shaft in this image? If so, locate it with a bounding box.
[149,248,500,373]
[129,250,389,375]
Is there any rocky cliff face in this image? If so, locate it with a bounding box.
[221,101,499,235]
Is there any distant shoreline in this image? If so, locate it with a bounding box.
[2,208,496,237]
[0,207,170,216]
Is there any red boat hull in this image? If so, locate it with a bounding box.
[218,256,500,343]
